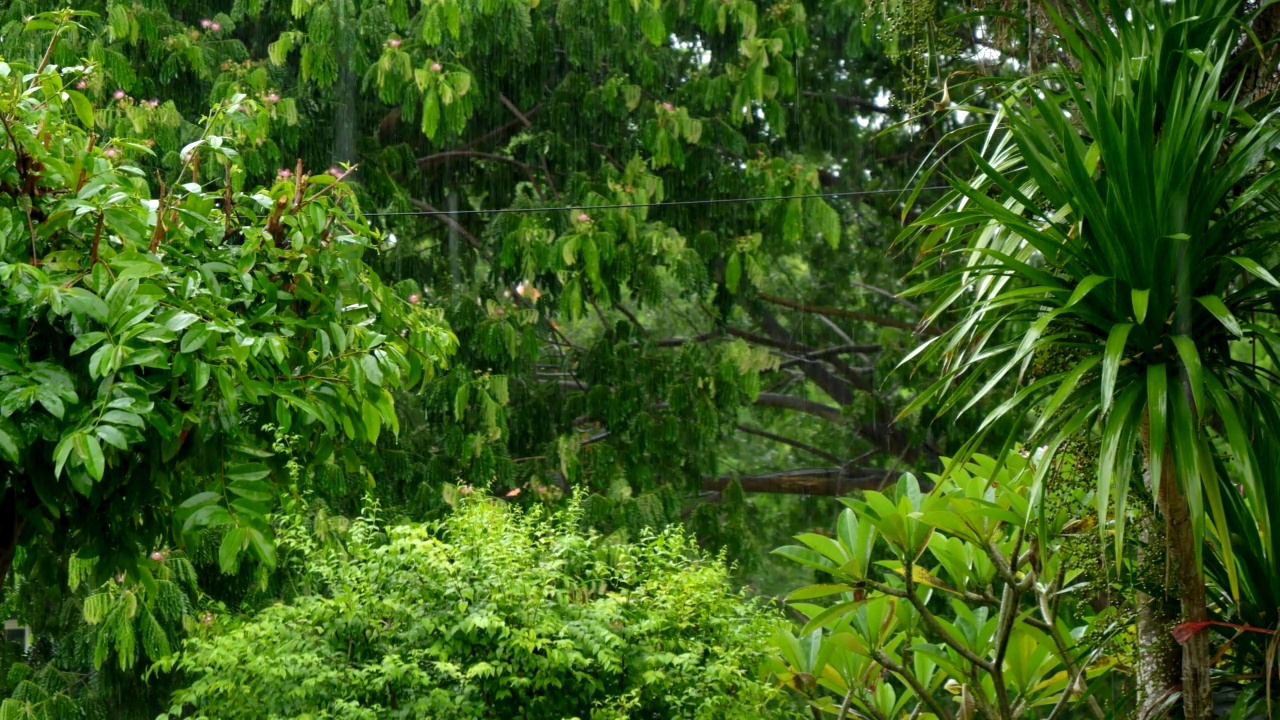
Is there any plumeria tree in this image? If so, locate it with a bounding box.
[0,11,455,591]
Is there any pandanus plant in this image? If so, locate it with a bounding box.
[900,1,1280,716]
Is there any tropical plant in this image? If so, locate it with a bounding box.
[899,1,1280,715]
[771,452,1122,720]
[160,494,800,719]
[0,12,455,591]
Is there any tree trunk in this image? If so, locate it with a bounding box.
[1136,425,1211,720]
[1135,426,1180,720]
[1160,459,1211,719]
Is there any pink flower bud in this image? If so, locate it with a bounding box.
[576,212,591,223]
[459,485,473,495]
[75,80,87,89]
[113,89,125,100]
[408,293,421,305]
[662,102,675,112]
[277,168,293,179]
[210,22,221,32]
[114,573,125,583]
[388,37,402,48]
[430,62,443,72]
[148,99,159,108]
[327,166,342,177]
[200,18,212,28]
[150,551,164,562]
[265,92,280,103]
[103,148,119,159]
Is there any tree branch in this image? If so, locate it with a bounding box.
[754,392,845,422]
[702,467,897,496]
[734,424,844,465]
[759,292,938,336]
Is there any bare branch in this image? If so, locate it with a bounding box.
[754,393,845,422]
[734,424,844,465]
[759,292,938,336]
[702,467,897,496]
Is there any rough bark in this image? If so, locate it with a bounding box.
[1161,458,1211,720]
[1135,424,1181,720]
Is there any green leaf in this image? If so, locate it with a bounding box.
[785,584,855,602]
[70,332,108,355]
[83,436,105,481]
[725,252,742,292]
[225,463,271,482]
[1146,364,1168,501]
[361,354,383,387]
[182,504,231,534]
[180,326,213,353]
[219,527,247,574]
[95,425,128,450]
[179,491,220,510]
[1065,275,1110,307]
[1229,256,1280,287]
[1171,335,1204,412]
[1195,295,1242,338]
[102,410,144,428]
[1131,288,1149,323]
[1101,323,1133,415]
[67,89,95,128]
[247,528,277,570]
[0,426,19,463]
[228,480,274,503]
[362,399,381,444]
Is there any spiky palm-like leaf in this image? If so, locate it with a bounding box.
[901,0,1280,589]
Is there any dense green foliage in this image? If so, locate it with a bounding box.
[773,453,1122,719]
[0,19,454,590]
[161,495,797,719]
[1,0,1280,719]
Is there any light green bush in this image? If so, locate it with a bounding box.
[163,495,799,719]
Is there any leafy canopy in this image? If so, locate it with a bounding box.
[0,15,455,585]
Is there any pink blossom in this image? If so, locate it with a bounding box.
[75,80,87,89]
[200,612,215,626]
[265,92,280,103]
[114,573,125,583]
[103,148,119,159]
[662,102,675,112]
[148,99,160,108]
[200,18,212,28]
[327,166,342,177]
[210,22,221,32]
[113,89,125,100]
[277,168,293,179]
[150,551,165,562]
[576,212,591,223]
[388,37,402,49]
[458,485,474,495]
[430,62,443,72]
[407,293,421,305]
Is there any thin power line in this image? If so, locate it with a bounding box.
[363,185,951,218]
